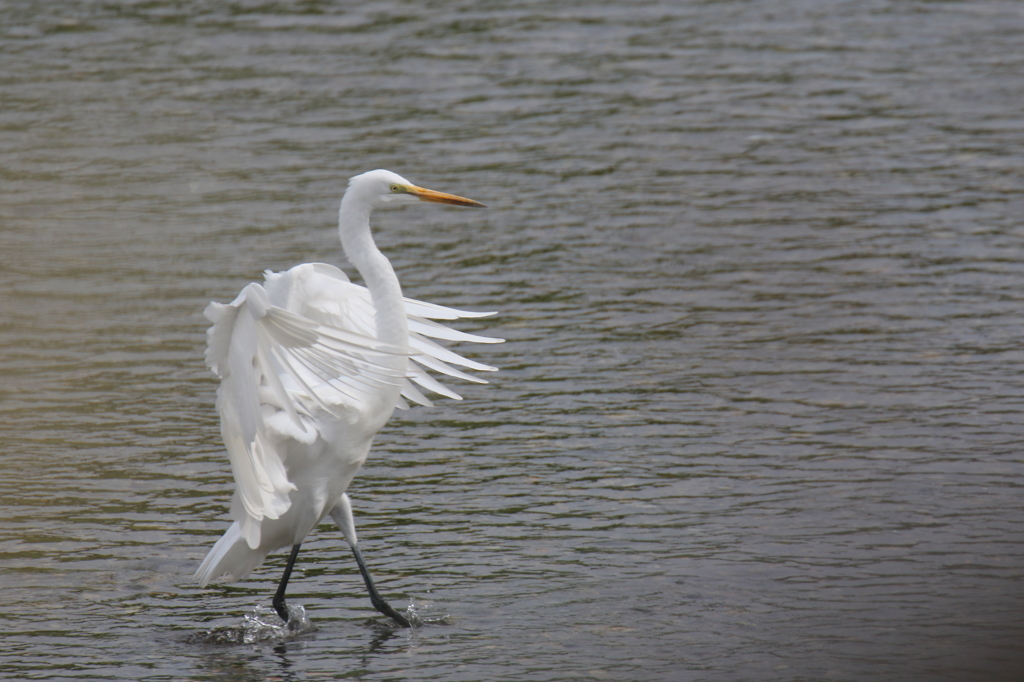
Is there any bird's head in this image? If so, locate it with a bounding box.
[348,169,486,209]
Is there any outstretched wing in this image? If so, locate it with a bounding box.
[205,263,502,548]
[262,263,503,409]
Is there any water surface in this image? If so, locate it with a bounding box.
[2,1,1024,680]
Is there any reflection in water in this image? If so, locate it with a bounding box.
[193,637,305,682]
[189,613,428,682]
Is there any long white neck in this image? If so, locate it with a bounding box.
[338,195,409,349]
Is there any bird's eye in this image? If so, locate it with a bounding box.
[389,184,401,193]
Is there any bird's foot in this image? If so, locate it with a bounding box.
[267,603,315,634]
[370,594,414,627]
[272,595,290,623]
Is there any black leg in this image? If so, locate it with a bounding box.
[349,544,411,627]
[272,544,302,623]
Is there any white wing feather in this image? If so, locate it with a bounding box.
[261,262,502,405]
[206,263,502,546]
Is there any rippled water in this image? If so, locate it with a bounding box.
[2,1,1024,680]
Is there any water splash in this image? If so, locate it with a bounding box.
[402,599,452,627]
[189,600,455,645]
[188,604,318,645]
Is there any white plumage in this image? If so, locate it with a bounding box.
[194,170,499,626]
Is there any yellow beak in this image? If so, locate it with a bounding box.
[406,185,486,208]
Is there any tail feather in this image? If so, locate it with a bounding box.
[194,522,266,586]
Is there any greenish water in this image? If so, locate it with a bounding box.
[2,1,1024,680]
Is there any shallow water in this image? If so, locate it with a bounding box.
[2,0,1024,680]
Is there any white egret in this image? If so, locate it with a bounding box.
[194,169,500,627]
